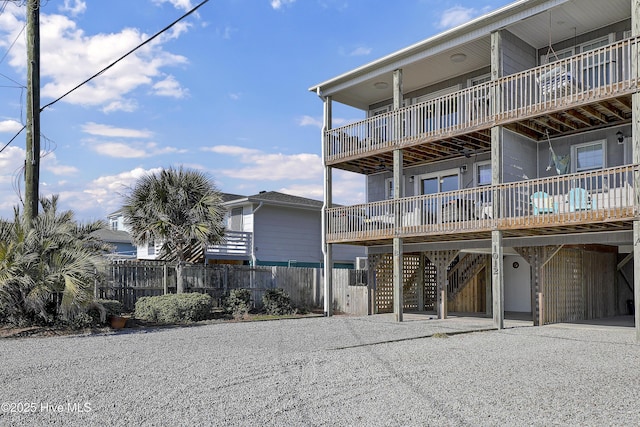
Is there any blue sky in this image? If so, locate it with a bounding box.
[0,0,512,221]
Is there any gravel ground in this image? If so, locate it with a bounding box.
[0,314,639,426]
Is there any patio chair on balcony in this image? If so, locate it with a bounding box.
[531,191,558,215]
[567,187,596,212]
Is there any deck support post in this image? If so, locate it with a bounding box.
[321,95,333,317]
[632,0,640,342]
[425,251,458,319]
[393,237,403,322]
[492,231,504,329]
[392,69,404,322]
[634,222,640,342]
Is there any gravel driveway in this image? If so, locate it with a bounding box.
[1,314,638,426]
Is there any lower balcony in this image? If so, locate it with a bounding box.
[327,164,638,245]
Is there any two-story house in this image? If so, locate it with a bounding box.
[310,0,639,339]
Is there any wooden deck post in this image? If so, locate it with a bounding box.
[392,69,404,322]
[492,231,504,329]
[632,0,640,342]
[322,95,333,317]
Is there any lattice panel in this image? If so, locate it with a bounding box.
[403,255,420,311]
[424,260,437,311]
[374,254,394,313]
[374,253,437,313]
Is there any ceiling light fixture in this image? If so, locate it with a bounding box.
[450,53,467,63]
[374,81,388,90]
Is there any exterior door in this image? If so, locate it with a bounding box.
[420,171,459,223]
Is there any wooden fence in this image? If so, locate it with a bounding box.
[97,261,371,315]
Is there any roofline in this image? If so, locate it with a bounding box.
[222,197,322,211]
[309,0,567,95]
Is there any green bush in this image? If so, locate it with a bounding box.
[224,289,252,319]
[134,293,213,324]
[262,288,294,315]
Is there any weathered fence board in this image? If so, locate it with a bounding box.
[98,261,369,315]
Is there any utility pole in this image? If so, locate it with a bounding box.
[25,0,40,227]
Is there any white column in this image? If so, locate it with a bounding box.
[322,95,333,317]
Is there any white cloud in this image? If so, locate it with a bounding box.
[205,144,321,181]
[349,46,372,56]
[0,119,23,133]
[298,115,322,128]
[152,0,194,12]
[438,6,477,29]
[271,0,296,10]
[90,141,186,158]
[41,152,80,176]
[229,93,241,100]
[0,7,190,113]
[59,167,164,216]
[60,0,87,16]
[82,122,154,138]
[152,75,189,98]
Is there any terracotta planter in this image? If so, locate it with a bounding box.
[109,316,127,329]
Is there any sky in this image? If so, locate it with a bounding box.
[0,0,513,222]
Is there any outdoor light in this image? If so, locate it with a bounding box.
[450,53,467,63]
[616,130,624,144]
[374,81,388,90]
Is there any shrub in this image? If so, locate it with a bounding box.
[134,293,213,324]
[262,288,294,316]
[224,289,252,319]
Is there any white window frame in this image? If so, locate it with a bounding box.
[540,34,614,64]
[474,161,492,187]
[571,139,606,173]
[415,168,460,195]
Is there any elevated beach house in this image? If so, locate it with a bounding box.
[310,0,640,339]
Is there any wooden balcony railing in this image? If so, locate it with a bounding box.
[324,37,639,162]
[326,165,639,243]
[206,231,252,259]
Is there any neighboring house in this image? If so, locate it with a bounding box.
[119,192,364,267]
[94,210,136,258]
[310,0,640,338]
[206,191,365,268]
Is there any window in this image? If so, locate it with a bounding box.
[541,35,615,88]
[148,239,156,256]
[368,105,391,143]
[572,140,605,172]
[229,207,243,231]
[475,162,492,186]
[110,220,119,230]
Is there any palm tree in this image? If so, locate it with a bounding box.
[0,196,109,325]
[122,167,225,293]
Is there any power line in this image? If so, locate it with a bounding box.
[0,0,210,154]
[40,0,210,113]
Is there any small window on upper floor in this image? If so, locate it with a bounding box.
[148,239,156,256]
[476,162,492,186]
[572,140,606,173]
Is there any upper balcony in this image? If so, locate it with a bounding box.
[324,37,638,175]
